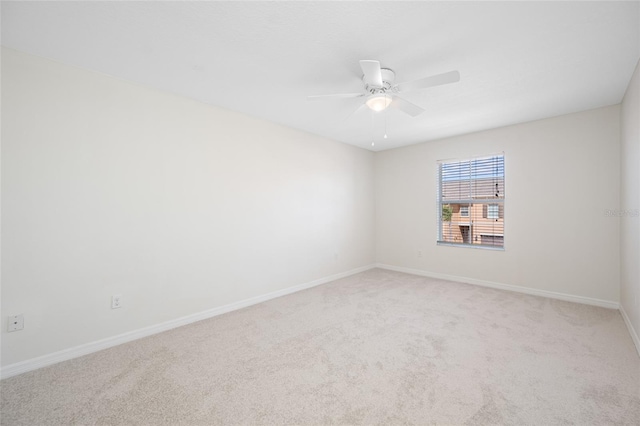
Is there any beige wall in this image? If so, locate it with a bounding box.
[376,105,621,303]
[620,59,640,349]
[1,48,375,366]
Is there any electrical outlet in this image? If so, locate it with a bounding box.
[418,250,422,258]
[8,314,24,332]
[112,294,122,309]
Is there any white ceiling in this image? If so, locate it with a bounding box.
[2,1,639,151]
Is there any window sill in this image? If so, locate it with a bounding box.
[436,241,505,251]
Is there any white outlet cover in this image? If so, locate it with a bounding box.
[111,294,122,309]
[8,314,24,332]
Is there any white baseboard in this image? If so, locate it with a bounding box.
[620,304,640,358]
[376,263,620,310]
[1,264,376,380]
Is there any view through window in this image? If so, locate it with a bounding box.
[438,154,505,248]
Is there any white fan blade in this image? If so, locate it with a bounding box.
[391,95,425,117]
[343,102,368,121]
[307,93,363,101]
[360,60,383,87]
[395,70,460,93]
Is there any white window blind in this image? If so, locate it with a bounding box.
[438,154,505,248]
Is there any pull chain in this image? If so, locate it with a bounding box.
[371,110,375,147]
[384,108,388,139]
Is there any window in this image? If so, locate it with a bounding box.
[487,204,499,219]
[438,154,505,248]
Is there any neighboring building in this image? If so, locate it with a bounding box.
[440,177,504,246]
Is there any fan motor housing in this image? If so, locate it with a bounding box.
[363,68,395,94]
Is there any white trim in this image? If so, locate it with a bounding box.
[620,304,640,358]
[376,263,619,310]
[1,264,376,380]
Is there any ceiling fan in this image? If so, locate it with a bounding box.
[307,60,460,117]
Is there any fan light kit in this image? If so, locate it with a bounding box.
[366,94,392,112]
[307,60,460,117]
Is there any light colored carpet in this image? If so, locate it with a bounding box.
[1,268,639,425]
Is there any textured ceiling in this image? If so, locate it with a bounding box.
[2,1,639,151]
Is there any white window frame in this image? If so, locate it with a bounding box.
[460,205,469,217]
[437,154,505,250]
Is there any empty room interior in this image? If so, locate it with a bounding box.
[1,1,639,425]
